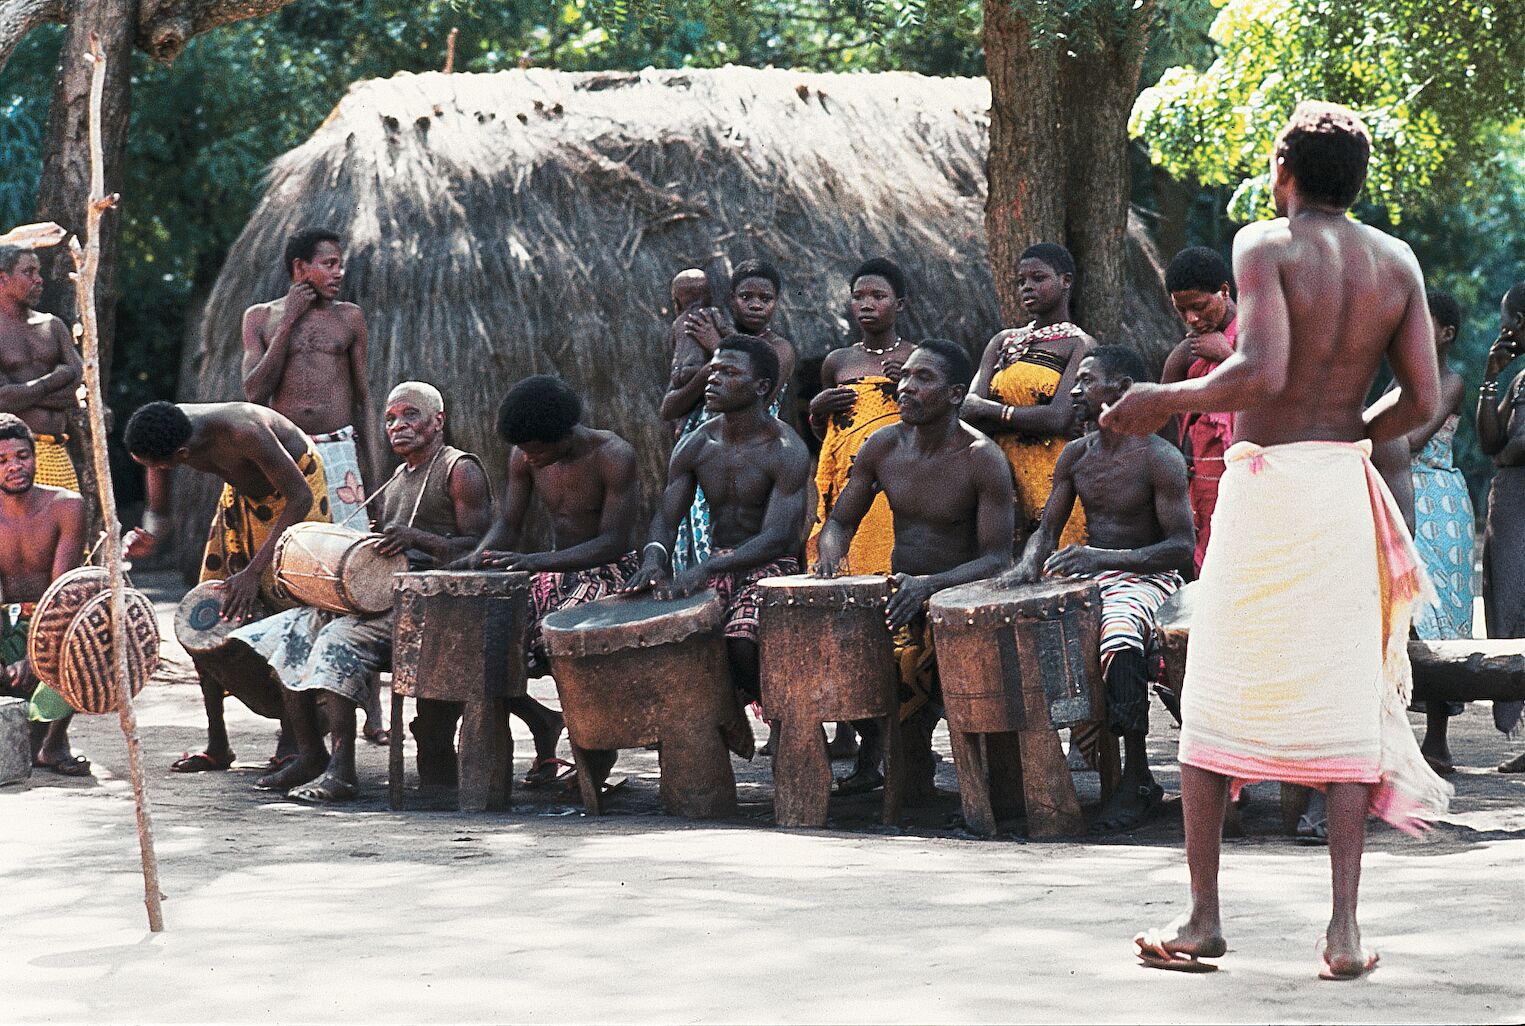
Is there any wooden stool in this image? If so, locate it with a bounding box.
[543,590,741,819]
[757,574,901,827]
[930,579,1104,838]
[389,570,529,812]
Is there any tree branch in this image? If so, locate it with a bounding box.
[0,0,66,73]
[136,0,300,63]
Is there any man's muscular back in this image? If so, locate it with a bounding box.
[243,298,362,435]
[1234,215,1430,447]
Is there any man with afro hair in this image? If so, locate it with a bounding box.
[462,374,640,788]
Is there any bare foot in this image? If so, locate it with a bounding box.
[255,755,325,791]
[1321,919,1378,980]
[1135,913,1228,963]
[531,708,565,762]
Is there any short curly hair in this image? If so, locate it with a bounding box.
[1426,289,1462,333]
[717,334,780,396]
[283,227,341,276]
[0,412,34,445]
[1165,246,1233,296]
[851,257,906,298]
[730,259,781,294]
[125,401,193,460]
[0,245,27,276]
[1088,345,1152,385]
[1020,242,1076,279]
[497,375,582,445]
[1506,282,1525,319]
[1276,101,1370,210]
[913,338,975,389]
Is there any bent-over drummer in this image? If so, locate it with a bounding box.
[621,335,811,755]
[228,381,490,803]
[459,374,639,789]
[999,347,1194,833]
[812,339,1014,803]
[0,414,89,776]
[124,400,330,773]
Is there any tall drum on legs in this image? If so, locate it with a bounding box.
[930,579,1103,838]
[757,575,901,827]
[542,591,742,819]
[390,570,530,812]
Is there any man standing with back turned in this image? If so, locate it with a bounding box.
[1103,102,1450,980]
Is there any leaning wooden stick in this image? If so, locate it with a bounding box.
[68,32,164,933]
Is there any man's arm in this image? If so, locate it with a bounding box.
[464,450,534,567]
[381,459,492,564]
[218,428,315,620]
[123,466,173,558]
[659,354,711,422]
[1365,245,1441,444]
[681,436,809,582]
[1001,440,1084,584]
[241,287,315,405]
[886,440,1015,627]
[523,443,639,572]
[621,432,705,591]
[50,493,86,579]
[0,319,82,411]
[1101,224,1292,434]
[344,307,380,483]
[812,431,887,575]
[1055,444,1195,576]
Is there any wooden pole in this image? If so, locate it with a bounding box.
[68,32,164,934]
[443,27,458,74]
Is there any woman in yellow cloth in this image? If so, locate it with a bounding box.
[805,258,915,573]
[963,243,1091,548]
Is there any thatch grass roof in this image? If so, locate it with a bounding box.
[177,66,1180,565]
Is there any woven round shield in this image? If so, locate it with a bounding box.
[56,588,161,714]
[27,566,109,685]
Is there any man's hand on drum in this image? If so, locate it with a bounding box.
[471,549,526,570]
[885,572,935,630]
[123,527,158,560]
[809,555,844,579]
[1043,544,1104,578]
[658,565,709,600]
[218,569,262,622]
[995,558,1042,589]
[619,561,667,595]
[375,525,427,557]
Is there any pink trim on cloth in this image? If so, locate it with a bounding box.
[1180,439,1448,837]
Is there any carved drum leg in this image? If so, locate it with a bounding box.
[757,575,900,828]
[543,591,740,820]
[930,579,1103,838]
[390,571,529,812]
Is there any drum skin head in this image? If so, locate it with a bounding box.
[541,589,723,658]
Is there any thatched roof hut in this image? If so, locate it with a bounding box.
[177,66,1180,563]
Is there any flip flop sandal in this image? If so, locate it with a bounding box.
[1317,940,1379,981]
[523,757,576,788]
[170,750,234,773]
[34,753,92,777]
[261,753,300,773]
[362,726,391,746]
[1091,783,1165,834]
[1134,929,1222,973]
[832,770,885,796]
[286,775,358,804]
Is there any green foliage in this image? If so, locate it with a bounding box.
[1130,0,1525,220]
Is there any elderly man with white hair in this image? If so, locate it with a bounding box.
[231,381,492,803]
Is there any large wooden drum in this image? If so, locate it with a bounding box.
[757,574,900,827]
[389,570,530,812]
[930,578,1102,732]
[173,580,268,657]
[274,522,406,615]
[55,588,161,715]
[929,578,1103,838]
[28,565,108,685]
[543,590,740,819]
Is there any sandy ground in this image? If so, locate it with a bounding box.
[5,572,1525,1025]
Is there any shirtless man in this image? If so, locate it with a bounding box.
[813,339,1014,800]
[1103,102,1445,979]
[0,415,88,776]
[124,400,330,771]
[0,246,84,491]
[460,374,639,788]
[624,334,810,736]
[1000,347,1194,832]
[242,228,378,520]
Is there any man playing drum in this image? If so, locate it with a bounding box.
[812,339,1014,801]
[461,374,640,788]
[1102,102,1449,978]
[1000,346,1195,833]
[229,381,491,802]
[622,335,810,744]
[124,400,330,772]
[0,414,89,776]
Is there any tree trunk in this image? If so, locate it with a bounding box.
[982,1,1153,343]
[1150,164,1196,266]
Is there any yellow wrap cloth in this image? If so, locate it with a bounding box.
[32,433,79,491]
[200,444,331,607]
[807,376,898,573]
[988,357,1086,546]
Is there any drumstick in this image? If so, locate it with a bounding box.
[69,36,164,933]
